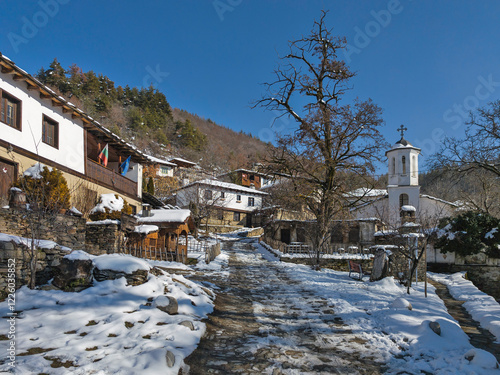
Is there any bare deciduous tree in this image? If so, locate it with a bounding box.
[255,11,386,266]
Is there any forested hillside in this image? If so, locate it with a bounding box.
[35,58,270,173]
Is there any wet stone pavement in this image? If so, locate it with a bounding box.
[181,240,384,375]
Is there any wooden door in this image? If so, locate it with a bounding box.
[0,159,16,206]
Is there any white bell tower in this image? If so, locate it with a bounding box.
[386,125,421,222]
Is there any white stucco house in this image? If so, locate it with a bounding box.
[0,52,150,212]
[175,179,267,228]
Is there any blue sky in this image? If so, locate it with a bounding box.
[2,1,500,171]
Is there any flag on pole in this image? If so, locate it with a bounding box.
[98,144,109,167]
[120,156,131,176]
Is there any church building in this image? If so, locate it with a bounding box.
[352,126,458,227]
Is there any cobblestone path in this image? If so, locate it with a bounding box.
[429,279,500,363]
[182,240,384,375]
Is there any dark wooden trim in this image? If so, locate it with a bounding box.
[0,88,22,132]
[0,139,140,202]
[39,92,51,99]
[0,155,18,181]
[42,114,59,150]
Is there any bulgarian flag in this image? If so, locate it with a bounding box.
[98,144,109,167]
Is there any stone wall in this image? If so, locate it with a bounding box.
[85,222,125,255]
[0,239,69,299]
[0,207,86,250]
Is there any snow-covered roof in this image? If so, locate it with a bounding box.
[145,154,177,167]
[133,224,159,234]
[385,137,421,155]
[182,179,268,195]
[346,188,388,198]
[420,194,459,207]
[401,205,416,212]
[168,157,197,166]
[137,208,191,223]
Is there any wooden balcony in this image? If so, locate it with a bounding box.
[86,159,137,198]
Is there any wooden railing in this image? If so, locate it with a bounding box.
[86,159,137,197]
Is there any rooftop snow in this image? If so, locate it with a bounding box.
[346,188,388,197]
[184,179,268,195]
[401,205,416,212]
[145,154,177,167]
[168,157,197,166]
[134,224,159,234]
[138,209,191,223]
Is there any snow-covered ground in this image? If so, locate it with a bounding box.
[429,272,500,342]
[0,250,219,374]
[2,232,499,374]
[252,242,500,374]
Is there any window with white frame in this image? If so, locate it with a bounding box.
[248,197,255,207]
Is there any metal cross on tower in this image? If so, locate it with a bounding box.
[397,125,407,138]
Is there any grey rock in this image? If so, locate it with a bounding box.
[179,320,195,331]
[52,258,93,292]
[93,268,148,286]
[166,350,175,367]
[429,321,441,336]
[370,248,389,282]
[153,296,178,315]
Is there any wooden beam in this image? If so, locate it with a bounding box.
[13,74,24,81]
[27,84,38,91]
[52,99,63,107]
[72,112,82,120]
[62,107,72,113]
[40,92,51,99]
[1,66,14,74]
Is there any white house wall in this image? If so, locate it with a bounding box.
[176,184,263,212]
[0,74,85,174]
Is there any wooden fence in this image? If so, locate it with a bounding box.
[122,245,187,263]
[261,237,372,256]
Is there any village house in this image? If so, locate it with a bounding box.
[145,154,177,177]
[0,53,150,213]
[169,157,211,187]
[175,178,267,230]
[126,206,194,263]
[218,168,273,190]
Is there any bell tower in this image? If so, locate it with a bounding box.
[385,125,421,222]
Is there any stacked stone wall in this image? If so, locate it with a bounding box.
[85,223,125,255]
[0,208,86,250]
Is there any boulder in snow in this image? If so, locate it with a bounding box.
[153,296,178,315]
[52,257,93,292]
[166,350,176,368]
[391,297,412,310]
[179,320,195,331]
[429,321,441,336]
[464,348,499,369]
